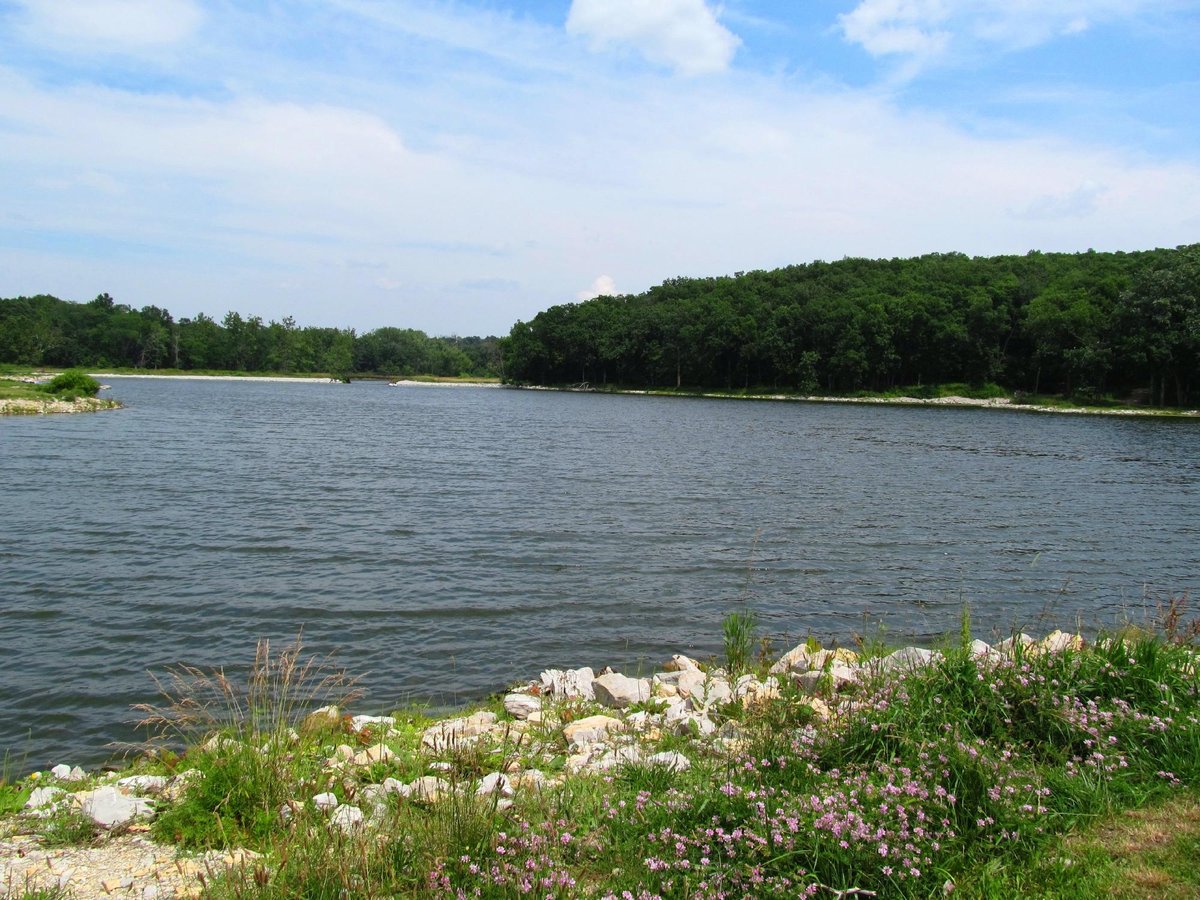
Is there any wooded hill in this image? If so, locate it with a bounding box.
[0,294,502,378]
[503,244,1200,406]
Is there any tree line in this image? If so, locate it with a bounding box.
[0,293,502,378]
[502,244,1200,406]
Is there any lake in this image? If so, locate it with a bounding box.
[2,378,1198,768]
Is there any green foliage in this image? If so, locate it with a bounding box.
[502,244,1200,406]
[722,608,758,677]
[38,808,101,847]
[42,368,100,398]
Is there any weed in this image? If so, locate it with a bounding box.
[722,608,759,677]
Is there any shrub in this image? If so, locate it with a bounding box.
[42,369,100,399]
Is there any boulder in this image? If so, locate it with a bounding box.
[76,785,155,828]
[996,633,1034,653]
[593,673,651,708]
[312,792,339,812]
[792,664,858,695]
[563,715,624,748]
[330,804,364,833]
[422,711,499,750]
[662,654,702,672]
[476,772,515,797]
[26,786,65,811]
[503,693,542,720]
[405,776,449,802]
[590,745,643,772]
[49,764,86,782]
[647,751,691,772]
[771,644,858,675]
[351,744,395,767]
[349,715,395,734]
[539,667,595,700]
[1037,630,1084,654]
[688,675,733,710]
[734,675,781,708]
[873,646,942,673]
[301,705,342,736]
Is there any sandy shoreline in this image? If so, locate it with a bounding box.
[89,373,343,384]
[526,385,1200,418]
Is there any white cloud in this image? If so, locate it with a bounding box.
[15,0,204,49]
[566,0,739,76]
[839,0,1153,67]
[577,275,618,301]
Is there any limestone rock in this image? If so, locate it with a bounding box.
[968,639,995,658]
[349,715,395,734]
[351,744,395,767]
[539,666,595,700]
[405,776,449,802]
[563,715,624,748]
[503,693,542,720]
[734,674,781,708]
[330,804,364,833]
[422,711,498,750]
[874,646,942,673]
[25,786,65,811]
[590,745,643,772]
[647,751,691,772]
[662,654,702,672]
[76,786,155,828]
[301,705,342,735]
[1037,630,1084,654]
[312,792,339,812]
[50,764,86,782]
[476,772,515,797]
[792,664,858,695]
[771,644,859,676]
[688,675,732,710]
[593,672,651,708]
[996,633,1034,653]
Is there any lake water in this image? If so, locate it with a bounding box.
[2,378,1198,769]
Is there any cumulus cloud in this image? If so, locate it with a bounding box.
[15,0,204,49]
[839,0,1153,66]
[578,275,618,300]
[566,0,739,76]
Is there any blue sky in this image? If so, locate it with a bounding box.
[1,0,1197,336]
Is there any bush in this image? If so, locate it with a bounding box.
[42,369,100,399]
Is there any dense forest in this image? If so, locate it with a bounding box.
[504,244,1200,406]
[0,294,502,378]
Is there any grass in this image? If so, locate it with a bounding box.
[4,603,1200,897]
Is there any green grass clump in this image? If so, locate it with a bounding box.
[41,369,100,399]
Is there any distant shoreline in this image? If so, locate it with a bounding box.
[516,384,1200,418]
[89,373,343,384]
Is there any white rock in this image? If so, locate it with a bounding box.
[968,639,994,658]
[1038,630,1083,654]
[511,769,547,792]
[662,654,702,672]
[330,804,364,833]
[77,786,155,828]
[421,711,499,750]
[647,751,691,772]
[689,676,733,710]
[476,772,515,797]
[771,644,859,675]
[874,646,941,672]
[312,792,339,812]
[381,777,407,795]
[590,745,643,772]
[405,776,449,802]
[503,693,542,720]
[996,633,1034,653]
[792,664,858,695]
[539,667,595,700]
[563,715,624,748]
[593,672,651,708]
[26,786,65,810]
[350,715,396,733]
[351,744,395,767]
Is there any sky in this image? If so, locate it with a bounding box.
[1,1,1198,336]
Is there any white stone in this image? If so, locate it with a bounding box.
[593,672,651,708]
[77,785,155,828]
[968,639,994,658]
[1038,630,1083,654]
[351,744,395,767]
[539,667,595,699]
[591,745,643,771]
[381,777,407,795]
[503,693,542,720]
[476,772,515,797]
[996,633,1034,653]
[312,792,339,812]
[647,751,691,772]
[350,715,396,733]
[662,654,702,672]
[563,715,624,748]
[26,786,65,810]
[792,664,858,695]
[874,646,941,672]
[406,776,449,802]
[330,804,364,833]
[689,676,733,710]
[421,711,498,750]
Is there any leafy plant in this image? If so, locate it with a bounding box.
[41,369,100,399]
[722,608,758,677]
